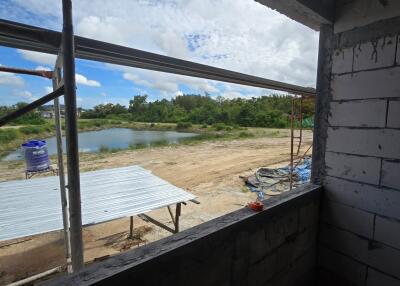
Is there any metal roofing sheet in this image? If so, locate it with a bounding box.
[0,165,195,241]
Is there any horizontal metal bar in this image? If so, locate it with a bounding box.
[0,19,316,96]
[0,66,53,78]
[0,85,64,126]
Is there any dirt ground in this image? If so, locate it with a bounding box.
[0,130,312,285]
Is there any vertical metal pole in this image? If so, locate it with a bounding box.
[53,64,72,273]
[290,97,295,190]
[62,0,84,271]
[129,216,134,238]
[175,203,181,233]
[296,97,303,155]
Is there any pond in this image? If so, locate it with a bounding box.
[4,128,198,161]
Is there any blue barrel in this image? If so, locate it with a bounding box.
[22,140,50,172]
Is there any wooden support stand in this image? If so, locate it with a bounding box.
[137,203,182,234]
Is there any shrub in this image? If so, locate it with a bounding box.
[19,126,43,135]
[239,131,254,138]
[99,144,110,153]
[213,123,228,131]
[176,121,192,130]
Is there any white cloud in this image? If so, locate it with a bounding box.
[0,72,25,87]
[6,0,319,102]
[44,86,53,93]
[75,73,101,87]
[100,92,107,97]
[35,65,51,71]
[13,90,37,101]
[17,50,56,66]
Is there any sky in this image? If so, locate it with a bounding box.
[0,0,319,108]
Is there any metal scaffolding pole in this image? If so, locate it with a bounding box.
[52,53,72,273]
[62,0,84,271]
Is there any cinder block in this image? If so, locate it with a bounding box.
[267,210,298,250]
[320,224,369,262]
[368,241,400,278]
[353,36,397,71]
[325,151,381,185]
[387,100,400,128]
[326,128,400,159]
[332,48,353,74]
[322,200,374,238]
[381,160,400,190]
[248,229,268,264]
[324,176,400,219]
[298,199,319,231]
[367,268,400,286]
[375,216,400,250]
[329,100,387,127]
[318,246,367,286]
[331,66,400,100]
[247,252,277,286]
[397,36,400,66]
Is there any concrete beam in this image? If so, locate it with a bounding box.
[256,0,335,31]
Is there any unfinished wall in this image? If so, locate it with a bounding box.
[318,2,400,285]
[44,185,320,286]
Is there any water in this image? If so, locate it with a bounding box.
[4,128,198,161]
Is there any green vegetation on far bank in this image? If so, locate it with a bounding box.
[0,118,286,159]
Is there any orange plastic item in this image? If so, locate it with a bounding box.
[247,201,264,212]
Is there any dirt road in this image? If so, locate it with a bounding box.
[0,130,312,285]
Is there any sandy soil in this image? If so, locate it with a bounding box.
[0,130,312,285]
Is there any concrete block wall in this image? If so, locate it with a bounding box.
[44,185,320,286]
[318,4,400,285]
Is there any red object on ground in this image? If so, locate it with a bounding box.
[247,201,264,212]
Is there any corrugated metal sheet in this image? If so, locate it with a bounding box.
[0,165,195,241]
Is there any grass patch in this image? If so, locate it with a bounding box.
[0,128,18,144]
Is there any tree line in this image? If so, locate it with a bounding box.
[81,94,314,128]
[0,94,314,128]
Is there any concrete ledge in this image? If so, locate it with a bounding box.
[42,184,321,286]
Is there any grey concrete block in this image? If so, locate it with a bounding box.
[322,200,374,238]
[327,128,400,159]
[381,160,400,190]
[353,36,397,71]
[397,36,400,66]
[266,250,315,286]
[332,48,353,74]
[329,100,387,127]
[318,246,367,286]
[247,252,277,286]
[248,229,268,264]
[375,216,400,250]
[367,268,400,286]
[331,66,400,100]
[324,176,400,219]
[298,199,319,231]
[368,241,400,278]
[267,210,298,250]
[320,224,369,262]
[387,100,400,128]
[325,152,381,185]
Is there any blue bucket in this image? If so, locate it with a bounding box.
[22,140,50,172]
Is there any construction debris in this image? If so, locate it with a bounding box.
[243,157,311,196]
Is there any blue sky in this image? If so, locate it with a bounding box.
[0,0,319,108]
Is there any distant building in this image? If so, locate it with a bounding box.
[40,110,55,119]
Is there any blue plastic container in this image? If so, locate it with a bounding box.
[22,140,50,172]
